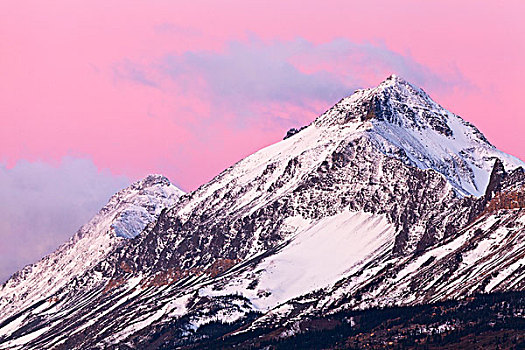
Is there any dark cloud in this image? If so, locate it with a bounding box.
[0,157,129,283]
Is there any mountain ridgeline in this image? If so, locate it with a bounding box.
[1,75,525,349]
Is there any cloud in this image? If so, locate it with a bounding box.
[113,59,159,88]
[288,38,471,93]
[0,157,129,283]
[107,36,473,189]
[115,37,470,131]
[160,39,350,106]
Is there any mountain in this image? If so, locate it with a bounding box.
[0,175,183,327]
[1,76,524,349]
[317,74,522,196]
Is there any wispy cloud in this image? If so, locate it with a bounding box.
[107,36,474,189]
[115,37,471,130]
[113,59,159,88]
[287,38,472,93]
[160,39,350,106]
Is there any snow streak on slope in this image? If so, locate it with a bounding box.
[0,175,183,323]
[200,211,395,310]
[296,207,525,313]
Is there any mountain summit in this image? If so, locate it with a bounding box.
[313,74,524,196]
[1,77,524,349]
[0,175,183,324]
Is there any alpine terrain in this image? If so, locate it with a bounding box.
[1,75,525,349]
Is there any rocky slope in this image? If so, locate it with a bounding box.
[0,76,524,349]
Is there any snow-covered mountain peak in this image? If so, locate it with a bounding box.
[0,174,184,323]
[375,73,419,91]
[97,174,184,239]
[317,74,451,130]
[313,75,524,196]
[130,174,173,190]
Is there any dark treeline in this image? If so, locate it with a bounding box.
[176,291,525,349]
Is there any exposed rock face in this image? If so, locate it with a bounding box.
[1,76,524,349]
[283,125,307,139]
[485,158,507,200]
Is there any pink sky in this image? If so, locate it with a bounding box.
[1,0,525,282]
[1,0,525,191]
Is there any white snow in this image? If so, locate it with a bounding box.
[250,211,395,309]
[0,324,54,350]
[201,211,395,310]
